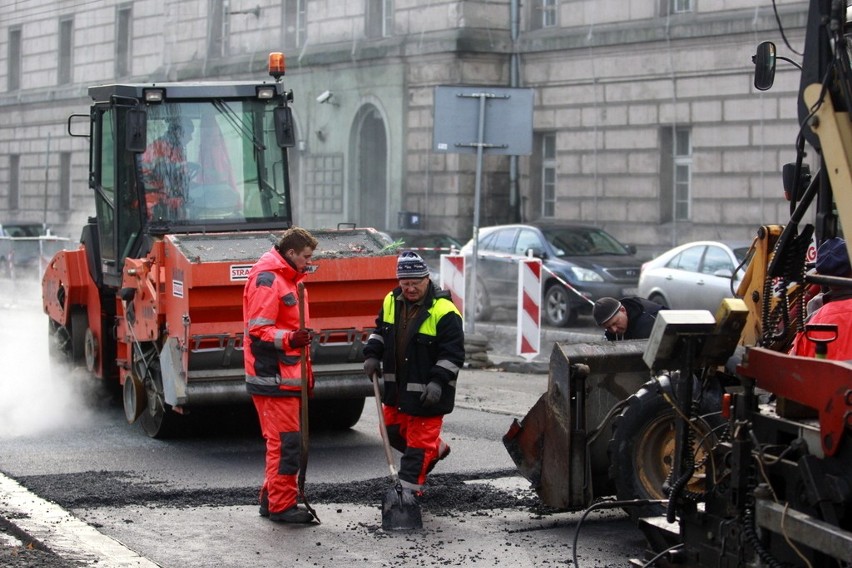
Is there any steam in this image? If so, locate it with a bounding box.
[0,277,95,439]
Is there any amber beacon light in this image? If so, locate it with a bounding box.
[268,52,286,80]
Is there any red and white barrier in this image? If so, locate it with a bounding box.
[440,254,465,316]
[516,258,541,360]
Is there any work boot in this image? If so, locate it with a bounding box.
[426,442,451,474]
[259,489,269,518]
[269,505,315,524]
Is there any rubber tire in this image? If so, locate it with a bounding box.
[608,375,722,520]
[543,284,577,327]
[308,397,365,430]
[474,279,492,322]
[137,345,184,439]
[649,293,670,309]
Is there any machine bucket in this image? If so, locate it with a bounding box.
[503,340,650,509]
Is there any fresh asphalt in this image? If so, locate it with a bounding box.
[0,283,604,567]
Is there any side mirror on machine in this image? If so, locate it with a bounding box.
[274,106,296,148]
[126,109,148,153]
[753,41,777,91]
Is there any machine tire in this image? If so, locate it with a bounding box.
[474,279,492,322]
[309,397,365,430]
[136,343,184,439]
[608,375,722,521]
[649,293,670,309]
[48,307,88,365]
[543,284,577,327]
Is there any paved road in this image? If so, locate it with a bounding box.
[1,277,640,568]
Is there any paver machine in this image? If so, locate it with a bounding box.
[504,1,852,565]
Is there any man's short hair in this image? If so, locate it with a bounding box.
[277,227,319,254]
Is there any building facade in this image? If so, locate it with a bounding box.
[0,0,808,250]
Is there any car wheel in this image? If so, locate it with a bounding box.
[474,279,492,322]
[543,285,577,327]
[649,293,670,309]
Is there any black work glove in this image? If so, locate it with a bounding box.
[420,381,442,407]
[290,329,312,348]
[364,358,381,379]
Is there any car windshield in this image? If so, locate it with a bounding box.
[541,227,629,257]
[1,223,45,237]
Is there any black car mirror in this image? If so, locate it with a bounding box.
[274,107,296,148]
[125,109,147,153]
[525,247,546,259]
[753,41,776,91]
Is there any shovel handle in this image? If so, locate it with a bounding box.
[372,373,399,479]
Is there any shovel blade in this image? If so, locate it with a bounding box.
[381,486,422,530]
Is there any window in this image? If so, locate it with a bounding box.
[673,128,692,220]
[115,5,132,77]
[283,0,306,49]
[366,0,393,38]
[304,154,344,213]
[515,229,543,256]
[58,17,74,84]
[490,229,517,254]
[702,246,733,275]
[667,245,703,272]
[59,153,72,210]
[541,133,556,217]
[8,27,21,91]
[660,126,692,222]
[529,0,557,31]
[8,155,20,210]
[671,0,693,14]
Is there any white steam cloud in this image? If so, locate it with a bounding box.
[0,277,95,440]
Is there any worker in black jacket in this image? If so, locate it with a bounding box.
[593,296,666,341]
[363,251,465,498]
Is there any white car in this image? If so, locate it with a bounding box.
[638,241,751,312]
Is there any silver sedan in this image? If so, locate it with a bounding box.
[638,240,751,312]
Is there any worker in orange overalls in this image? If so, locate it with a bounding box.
[243,227,318,524]
[139,117,195,219]
[790,237,852,360]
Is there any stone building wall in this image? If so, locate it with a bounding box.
[0,0,811,252]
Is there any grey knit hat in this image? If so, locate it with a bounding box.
[593,297,621,326]
[397,251,430,280]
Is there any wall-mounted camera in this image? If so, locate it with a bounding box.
[316,90,334,104]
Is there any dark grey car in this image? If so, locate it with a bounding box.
[460,221,642,326]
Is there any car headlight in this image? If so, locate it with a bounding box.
[568,266,604,282]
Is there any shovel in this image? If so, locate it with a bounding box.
[297,283,320,524]
[371,373,422,530]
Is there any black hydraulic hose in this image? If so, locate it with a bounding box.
[571,499,666,568]
[742,504,784,568]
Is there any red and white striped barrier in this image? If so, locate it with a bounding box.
[516,258,542,360]
[440,253,465,316]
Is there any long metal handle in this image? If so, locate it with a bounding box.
[371,373,399,479]
[296,282,319,522]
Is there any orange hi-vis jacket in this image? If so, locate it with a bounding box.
[243,247,313,397]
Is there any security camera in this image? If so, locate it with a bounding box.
[316,90,333,104]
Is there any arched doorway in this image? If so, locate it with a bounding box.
[352,104,388,230]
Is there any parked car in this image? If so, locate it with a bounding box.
[637,240,752,312]
[380,229,463,281]
[460,221,642,326]
[0,221,52,276]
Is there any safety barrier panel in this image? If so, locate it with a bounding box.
[440,253,466,315]
[516,258,542,360]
